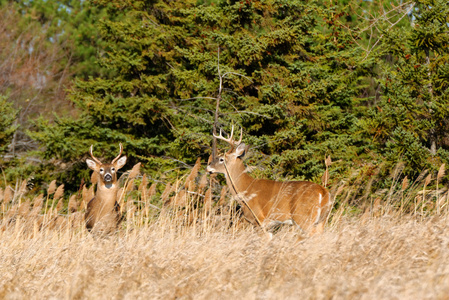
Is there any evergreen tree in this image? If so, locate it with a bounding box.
[0,95,19,155]
[362,0,449,175]
[30,0,376,191]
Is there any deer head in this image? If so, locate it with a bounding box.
[86,143,127,188]
[207,126,248,175]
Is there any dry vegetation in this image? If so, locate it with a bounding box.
[1,161,449,299]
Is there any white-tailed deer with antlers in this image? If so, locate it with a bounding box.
[207,127,331,234]
[85,143,127,233]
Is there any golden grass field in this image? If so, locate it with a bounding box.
[1,161,449,299]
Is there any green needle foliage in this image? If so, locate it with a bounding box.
[28,0,373,190]
[7,0,445,197]
[362,0,449,175]
[0,95,19,154]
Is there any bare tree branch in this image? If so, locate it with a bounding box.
[337,1,416,60]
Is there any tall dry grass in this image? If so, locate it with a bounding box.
[1,161,449,299]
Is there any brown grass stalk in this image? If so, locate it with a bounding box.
[4,185,13,204]
[185,158,201,191]
[16,179,27,205]
[68,194,78,213]
[128,163,141,179]
[160,183,172,205]
[81,185,88,210]
[437,163,445,215]
[117,163,141,211]
[47,180,57,195]
[30,194,44,217]
[400,176,409,214]
[421,174,432,218]
[54,184,64,201]
[6,161,449,298]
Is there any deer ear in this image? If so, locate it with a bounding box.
[115,156,127,170]
[86,159,97,171]
[235,143,247,158]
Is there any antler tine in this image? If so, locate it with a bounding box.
[213,125,243,146]
[89,145,102,165]
[213,125,233,144]
[111,143,123,164]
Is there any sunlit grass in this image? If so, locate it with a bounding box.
[1,161,449,299]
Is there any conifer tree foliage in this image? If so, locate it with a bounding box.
[30,0,376,190]
[361,0,449,175]
[0,95,18,155]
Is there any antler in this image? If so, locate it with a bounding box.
[213,125,243,147]
[111,143,123,164]
[89,145,102,165]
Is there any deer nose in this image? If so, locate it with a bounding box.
[206,166,214,174]
[104,173,112,182]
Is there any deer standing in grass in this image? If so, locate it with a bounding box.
[85,143,127,233]
[207,126,331,234]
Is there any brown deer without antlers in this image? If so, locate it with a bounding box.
[207,126,331,234]
[85,143,127,233]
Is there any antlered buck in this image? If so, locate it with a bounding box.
[85,143,127,233]
[207,127,331,234]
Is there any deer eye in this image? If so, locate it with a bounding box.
[219,158,225,163]
[111,167,116,173]
[100,168,104,173]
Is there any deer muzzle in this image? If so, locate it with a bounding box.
[206,165,215,174]
[104,173,113,182]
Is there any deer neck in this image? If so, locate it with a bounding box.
[96,182,118,206]
[224,161,254,196]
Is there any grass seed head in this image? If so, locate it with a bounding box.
[424,174,432,187]
[173,189,187,207]
[147,183,157,199]
[160,183,172,204]
[18,201,30,217]
[401,176,409,191]
[335,184,345,199]
[204,189,212,209]
[416,169,428,183]
[198,174,208,191]
[4,186,13,203]
[116,187,124,205]
[218,186,228,206]
[68,194,78,213]
[56,199,63,212]
[54,184,64,201]
[138,174,148,192]
[438,163,445,180]
[185,158,201,190]
[33,194,44,209]
[325,155,332,167]
[125,179,135,193]
[321,169,329,187]
[129,163,141,179]
[81,185,89,210]
[18,179,27,195]
[47,180,57,195]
